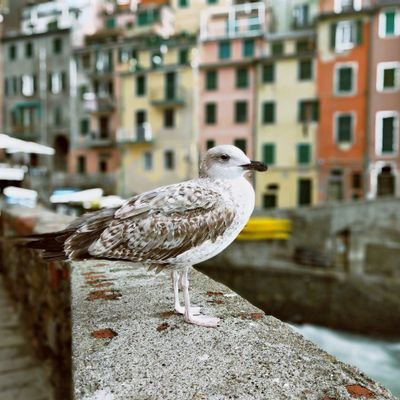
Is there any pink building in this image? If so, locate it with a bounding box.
[198,2,269,158]
[367,1,400,198]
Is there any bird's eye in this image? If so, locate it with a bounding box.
[220,154,230,161]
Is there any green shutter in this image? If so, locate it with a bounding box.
[219,41,231,59]
[263,143,275,165]
[271,42,283,55]
[262,63,274,83]
[299,59,312,80]
[337,115,352,143]
[262,102,275,124]
[205,103,216,124]
[179,48,189,65]
[383,68,395,89]
[206,139,215,149]
[330,23,337,50]
[338,67,353,92]
[385,11,396,36]
[235,101,247,123]
[243,39,254,57]
[312,101,319,122]
[297,144,311,164]
[382,117,394,153]
[236,68,248,88]
[298,179,312,206]
[356,19,363,44]
[206,70,217,90]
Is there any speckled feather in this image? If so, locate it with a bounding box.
[61,180,237,269]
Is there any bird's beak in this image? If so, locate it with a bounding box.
[240,161,268,172]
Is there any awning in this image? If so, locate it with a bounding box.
[0,166,25,181]
[0,133,55,155]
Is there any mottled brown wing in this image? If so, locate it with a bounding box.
[86,182,235,263]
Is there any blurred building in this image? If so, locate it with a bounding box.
[367,0,400,198]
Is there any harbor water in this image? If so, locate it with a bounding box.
[293,324,400,398]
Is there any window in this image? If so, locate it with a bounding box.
[9,44,16,61]
[377,62,399,91]
[293,3,309,29]
[206,139,215,149]
[4,78,9,96]
[48,72,65,94]
[334,0,361,13]
[376,111,398,155]
[135,110,147,139]
[137,8,159,26]
[21,75,35,96]
[298,179,312,206]
[236,68,248,88]
[234,139,247,153]
[298,100,319,123]
[297,143,311,165]
[296,40,314,53]
[298,59,313,81]
[98,158,108,173]
[54,106,62,126]
[178,0,188,7]
[178,48,189,65]
[271,42,283,56]
[205,103,217,124]
[335,64,355,94]
[164,150,175,170]
[262,102,275,124]
[335,113,354,144]
[136,75,146,96]
[379,9,399,37]
[243,39,254,57]
[262,143,275,165]
[331,20,362,52]
[151,51,163,68]
[25,42,33,58]
[208,0,217,3]
[118,48,129,63]
[205,70,217,90]
[12,77,18,95]
[165,72,176,99]
[352,172,362,189]
[80,119,89,135]
[263,194,277,209]
[144,151,153,170]
[164,108,175,128]
[262,63,275,83]
[53,38,63,54]
[77,155,86,173]
[106,17,115,29]
[218,41,231,60]
[235,101,247,123]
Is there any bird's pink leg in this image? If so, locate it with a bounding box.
[171,271,200,315]
[182,267,220,328]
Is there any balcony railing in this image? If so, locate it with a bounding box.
[117,123,153,144]
[11,125,40,141]
[83,93,115,113]
[150,86,186,107]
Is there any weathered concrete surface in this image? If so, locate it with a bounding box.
[72,261,396,400]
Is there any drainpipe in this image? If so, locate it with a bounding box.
[363,10,373,199]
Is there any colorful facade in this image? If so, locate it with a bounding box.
[316,0,370,202]
[367,1,400,198]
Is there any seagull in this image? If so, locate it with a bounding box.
[25,145,268,327]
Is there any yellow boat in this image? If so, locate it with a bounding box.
[237,217,292,240]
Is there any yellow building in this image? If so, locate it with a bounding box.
[255,32,319,209]
[117,34,198,197]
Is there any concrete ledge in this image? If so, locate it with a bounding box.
[72,260,395,400]
[1,206,396,399]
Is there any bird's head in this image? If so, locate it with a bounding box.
[200,145,268,179]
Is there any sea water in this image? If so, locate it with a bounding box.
[292,324,400,398]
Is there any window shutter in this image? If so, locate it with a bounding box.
[382,117,394,153]
[330,23,337,50]
[263,143,275,165]
[356,19,363,44]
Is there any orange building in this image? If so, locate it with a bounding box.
[317,0,369,202]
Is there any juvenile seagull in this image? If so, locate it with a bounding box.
[26,145,267,327]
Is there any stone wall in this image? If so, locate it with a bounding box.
[1,205,398,399]
[0,207,73,400]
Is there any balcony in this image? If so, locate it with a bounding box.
[200,2,267,41]
[11,125,40,141]
[83,93,115,114]
[117,123,154,144]
[83,131,115,147]
[150,86,186,108]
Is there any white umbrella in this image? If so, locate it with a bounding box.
[0,133,55,155]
